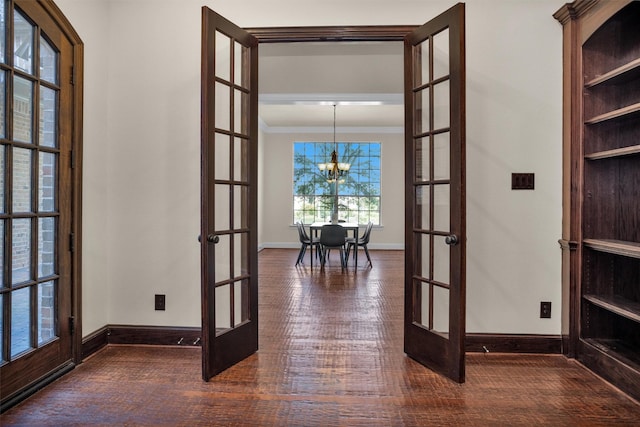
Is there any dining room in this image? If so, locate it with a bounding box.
[257,41,405,256]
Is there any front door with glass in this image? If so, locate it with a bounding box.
[1,0,82,409]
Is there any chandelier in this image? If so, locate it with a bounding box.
[318,104,350,183]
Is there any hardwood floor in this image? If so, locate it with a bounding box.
[2,249,639,425]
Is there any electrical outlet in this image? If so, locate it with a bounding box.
[540,301,551,318]
[155,294,166,311]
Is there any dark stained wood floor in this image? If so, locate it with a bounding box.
[3,249,639,425]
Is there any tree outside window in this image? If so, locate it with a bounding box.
[293,142,380,225]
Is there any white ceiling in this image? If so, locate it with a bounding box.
[258,41,404,131]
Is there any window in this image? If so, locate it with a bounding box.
[293,142,380,225]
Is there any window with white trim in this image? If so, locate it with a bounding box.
[293,142,380,225]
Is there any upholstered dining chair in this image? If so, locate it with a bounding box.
[319,224,348,269]
[295,222,320,266]
[346,221,373,267]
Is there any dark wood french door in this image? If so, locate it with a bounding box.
[201,6,465,383]
[404,3,466,383]
[1,0,82,409]
[200,7,258,380]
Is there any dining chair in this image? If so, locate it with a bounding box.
[295,222,320,266]
[346,221,373,267]
[319,224,348,269]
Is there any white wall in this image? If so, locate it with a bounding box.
[54,0,111,334]
[55,0,565,336]
[465,1,563,334]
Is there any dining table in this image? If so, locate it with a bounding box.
[308,222,360,269]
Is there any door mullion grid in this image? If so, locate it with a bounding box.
[2,142,13,361]
[428,34,436,332]
[228,34,236,330]
[412,38,432,331]
[3,2,15,361]
[29,18,44,354]
[410,46,420,327]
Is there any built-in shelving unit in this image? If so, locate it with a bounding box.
[556,0,640,401]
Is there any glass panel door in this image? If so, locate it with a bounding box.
[1,0,81,408]
[404,3,466,383]
[201,7,258,380]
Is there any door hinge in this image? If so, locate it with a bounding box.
[70,66,75,85]
[69,316,75,334]
[69,232,75,252]
[70,150,75,169]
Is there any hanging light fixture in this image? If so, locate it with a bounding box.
[318,104,350,183]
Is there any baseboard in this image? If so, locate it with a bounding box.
[466,333,562,354]
[83,327,561,360]
[82,325,201,360]
[82,325,109,359]
[108,325,201,346]
[562,334,573,357]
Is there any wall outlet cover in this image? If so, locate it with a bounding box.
[155,294,166,311]
[540,301,551,318]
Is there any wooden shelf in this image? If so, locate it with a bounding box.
[583,239,640,259]
[583,294,640,323]
[582,338,640,369]
[585,144,640,160]
[584,103,640,125]
[585,58,640,88]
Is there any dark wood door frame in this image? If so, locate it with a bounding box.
[246,26,417,43]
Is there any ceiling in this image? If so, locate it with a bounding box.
[258,41,404,131]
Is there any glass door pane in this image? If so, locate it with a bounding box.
[13,76,33,143]
[13,10,34,74]
[11,287,30,356]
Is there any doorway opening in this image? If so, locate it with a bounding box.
[201,7,466,384]
[257,40,404,242]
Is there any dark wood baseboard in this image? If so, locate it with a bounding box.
[466,333,562,354]
[82,325,202,360]
[562,334,573,357]
[108,325,202,346]
[82,326,109,359]
[578,338,640,402]
[84,326,561,360]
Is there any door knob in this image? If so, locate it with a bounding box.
[445,234,459,246]
[198,234,220,244]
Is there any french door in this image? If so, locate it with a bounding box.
[200,6,465,383]
[404,3,466,383]
[1,0,82,409]
[200,7,258,380]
